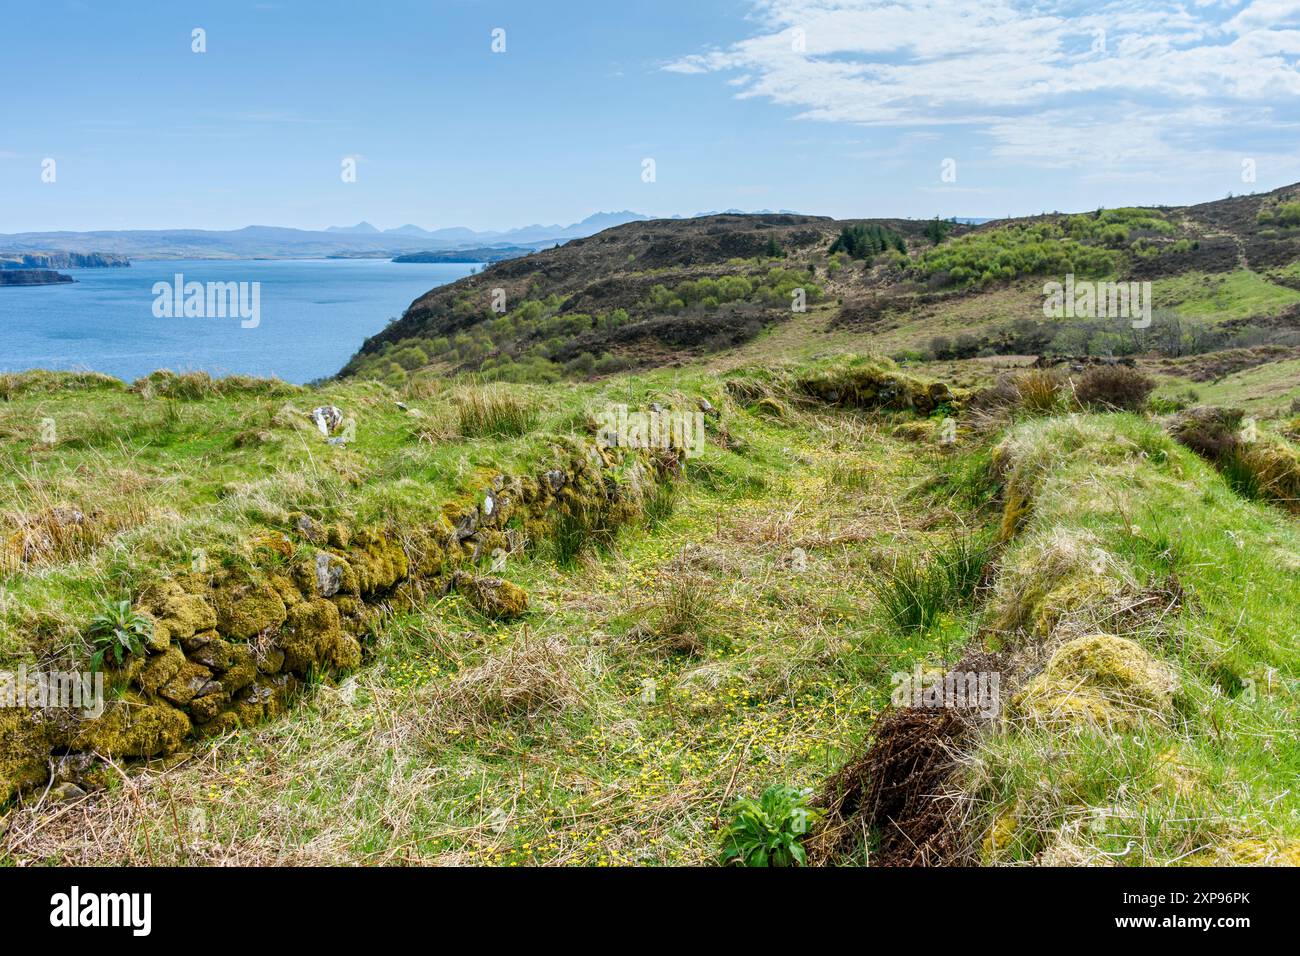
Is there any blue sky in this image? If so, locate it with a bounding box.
[2,0,1298,233]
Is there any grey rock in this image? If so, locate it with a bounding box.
[310,405,344,437]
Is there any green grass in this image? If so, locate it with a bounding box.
[0,362,982,865]
[974,414,1300,864]
[1,358,1295,869]
[1153,358,1300,416]
[1156,270,1300,323]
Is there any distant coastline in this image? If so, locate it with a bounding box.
[0,269,75,286]
[0,251,130,270]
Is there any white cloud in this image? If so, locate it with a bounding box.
[666,0,1300,168]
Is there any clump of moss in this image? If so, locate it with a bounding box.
[989,527,1129,639]
[1186,839,1300,867]
[0,710,55,802]
[278,599,358,675]
[1009,634,1177,730]
[452,571,530,620]
[72,693,192,758]
[210,578,288,641]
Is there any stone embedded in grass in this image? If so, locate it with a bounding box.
[452,571,529,620]
[310,405,345,438]
[1009,634,1177,730]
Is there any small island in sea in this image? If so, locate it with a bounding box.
[0,268,75,286]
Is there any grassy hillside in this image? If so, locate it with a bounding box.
[2,352,1298,866]
[339,184,1300,398]
[2,182,1299,867]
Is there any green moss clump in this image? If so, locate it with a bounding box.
[141,584,218,643]
[278,599,358,674]
[0,709,54,802]
[453,572,530,620]
[157,658,213,707]
[136,646,186,695]
[347,529,409,596]
[1010,634,1176,730]
[1031,574,1125,639]
[210,579,288,640]
[72,693,191,758]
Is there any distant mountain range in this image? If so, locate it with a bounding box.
[0,210,822,262]
[324,211,652,246]
[0,213,656,262]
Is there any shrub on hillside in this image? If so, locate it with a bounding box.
[1072,365,1155,411]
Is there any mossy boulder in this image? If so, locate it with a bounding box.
[221,645,259,694]
[347,528,408,595]
[183,631,233,672]
[188,686,230,723]
[0,709,54,802]
[230,676,296,726]
[211,579,287,640]
[1010,634,1176,730]
[452,571,530,620]
[269,573,305,607]
[158,658,213,707]
[72,693,191,758]
[135,585,217,656]
[277,599,360,674]
[195,710,242,739]
[136,646,187,695]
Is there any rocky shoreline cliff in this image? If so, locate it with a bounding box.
[0,251,130,270]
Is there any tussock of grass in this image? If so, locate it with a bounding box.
[441,631,582,724]
[1013,369,1062,414]
[455,387,538,438]
[635,568,717,655]
[872,533,994,633]
[131,369,299,400]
